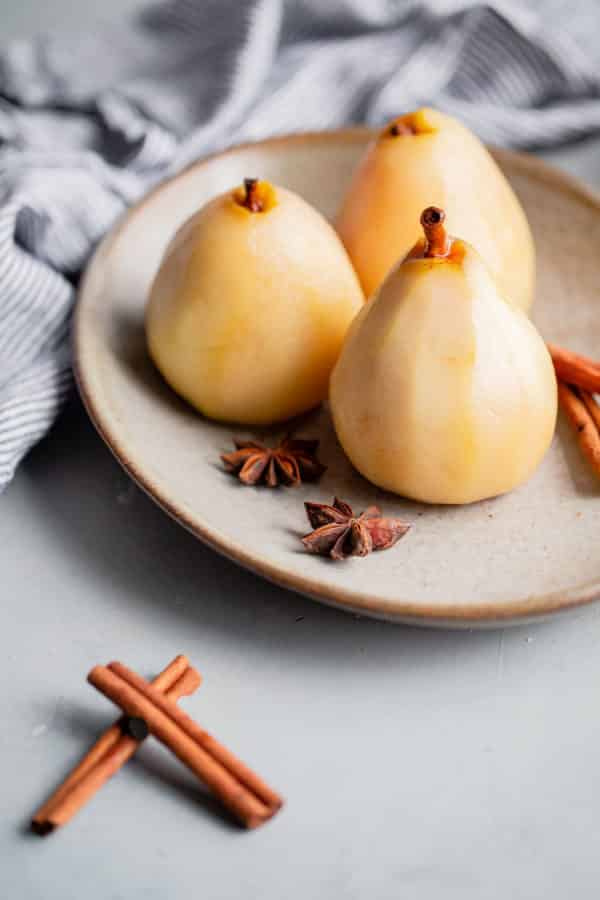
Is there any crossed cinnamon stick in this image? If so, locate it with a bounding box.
[32,655,282,834]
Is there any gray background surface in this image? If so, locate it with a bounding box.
[3,3,600,899]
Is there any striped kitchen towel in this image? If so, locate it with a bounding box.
[1,0,599,490]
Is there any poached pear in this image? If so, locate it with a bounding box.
[329,207,557,505]
[336,108,535,312]
[146,178,364,425]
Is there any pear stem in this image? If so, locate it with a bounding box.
[421,207,450,258]
[242,178,263,212]
[388,121,414,137]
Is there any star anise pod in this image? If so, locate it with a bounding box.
[302,497,410,560]
[221,435,326,487]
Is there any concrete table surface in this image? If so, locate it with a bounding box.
[3,4,600,899]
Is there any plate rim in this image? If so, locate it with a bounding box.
[74,127,600,625]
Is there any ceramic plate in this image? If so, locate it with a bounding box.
[75,129,600,626]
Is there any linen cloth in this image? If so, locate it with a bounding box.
[1,0,599,489]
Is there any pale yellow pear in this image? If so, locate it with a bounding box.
[330,208,556,505]
[336,108,535,311]
[146,178,364,425]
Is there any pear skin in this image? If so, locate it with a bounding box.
[330,208,556,505]
[336,108,535,312]
[146,179,364,425]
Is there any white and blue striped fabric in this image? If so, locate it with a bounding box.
[1,0,599,490]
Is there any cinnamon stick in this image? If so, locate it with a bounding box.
[108,661,282,812]
[557,382,600,478]
[548,344,600,394]
[32,656,200,835]
[580,390,600,432]
[88,664,282,828]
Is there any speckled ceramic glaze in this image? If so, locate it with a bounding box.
[75,129,600,626]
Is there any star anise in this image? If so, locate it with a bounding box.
[302,497,410,560]
[221,435,326,487]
